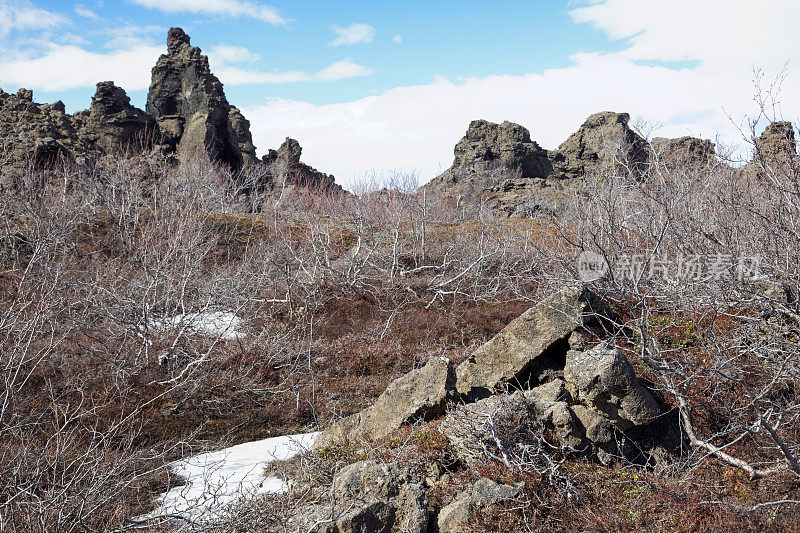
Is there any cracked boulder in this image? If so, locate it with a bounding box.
[564,343,660,430]
[437,478,523,533]
[456,284,614,399]
[319,357,458,446]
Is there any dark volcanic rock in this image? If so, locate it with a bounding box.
[755,121,797,164]
[0,83,155,180]
[425,120,553,208]
[261,137,343,193]
[549,111,649,180]
[146,27,254,171]
[426,113,652,216]
[0,87,87,171]
[74,81,156,155]
[651,136,716,169]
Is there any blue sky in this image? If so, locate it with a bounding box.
[1,0,798,187]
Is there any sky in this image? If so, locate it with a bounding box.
[1,0,799,188]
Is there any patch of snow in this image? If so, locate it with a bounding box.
[150,311,245,340]
[145,431,320,523]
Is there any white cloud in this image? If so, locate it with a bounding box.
[0,43,163,91]
[568,0,800,75]
[130,0,287,26]
[0,1,67,38]
[328,23,375,46]
[208,44,262,66]
[74,4,99,21]
[243,0,800,190]
[216,58,374,85]
[392,33,402,44]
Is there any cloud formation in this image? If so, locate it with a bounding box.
[216,58,374,85]
[0,1,67,37]
[130,0,287,26]
[0,43,163,91]
[328,23,375,46]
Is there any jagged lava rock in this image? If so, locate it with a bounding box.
[755,121,797,164]
[424,120,553,209]
[261,137,343,193]
[651,136,717,169]
[549,111,650,180]
[73,81,155,155]
[146,27,255,170]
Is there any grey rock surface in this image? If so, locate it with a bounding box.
[320,357,458,445]
[564,343,660,429]
[456,284,613,398]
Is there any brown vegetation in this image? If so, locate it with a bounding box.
[2,94,800,531]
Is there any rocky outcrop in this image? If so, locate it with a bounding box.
[651,136,716,169]
[0,82,157,178]
[320,357,458,445]
[549,111,649,181]
[427,120,552,191]
[455,284,614,399]
[426,112,652,216]
[424,120,556,216]
[261,137,343,193]
[146,27,252,171]
[0,88,87,170]
[1,28,344,196]
[73,81,156,155]
[754,121,797,164]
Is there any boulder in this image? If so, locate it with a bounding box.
[456,284,614,399]
[306,460,429,533]
[146,27,254,171]
[437,478,523,533]
[549,111,650,180]
[564,343,660,429]
[442,384,583,461]
[320,357,458,445]
[570,404,617,464]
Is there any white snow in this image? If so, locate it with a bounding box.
[150,311,245,340]
[145,431,320,523]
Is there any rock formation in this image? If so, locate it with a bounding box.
[261,137,343,193]
[146,27,256,170]
[0,88,87,170]
[426,120,553,196]
[304,285,669,530]
[73,81,156,155]
[426,112,653,216]
[651,135,716,169]
[455,284,615,399]
[754,121,797,164]
[0,27,343,195]
[319,284,664,467]
[549,111,649,181]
